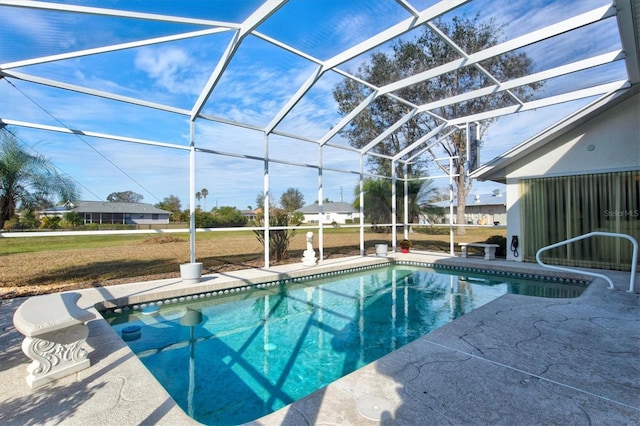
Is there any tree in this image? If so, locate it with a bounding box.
[211,206,247,227]
[334,16,539,233]
[255,193,265,210]
[195,210,213,227]
[200,187,208,211]
[0,130,78,230]
[107,190,143,203]
[255,192,277,210]
[195,191,202,210]
[280,188,304,213]
[353,178,392,231]
[155,195,182,218]
[353,176,440,232]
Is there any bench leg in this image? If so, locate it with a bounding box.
[461,246,468,258]
[22,324,90,388]
[484,247,496,260]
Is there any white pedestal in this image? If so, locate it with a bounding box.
[375,244,388,256]
[180,262,203,284]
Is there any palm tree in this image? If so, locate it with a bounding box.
[413,178,445,224]
[0,130,79,229]
[353,177,440,231]
[353,178,392,231]
[200,187,208,211]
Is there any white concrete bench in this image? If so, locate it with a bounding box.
[12,292,94,388]
[459,242,500,260]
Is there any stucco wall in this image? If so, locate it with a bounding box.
[506,93,639,179]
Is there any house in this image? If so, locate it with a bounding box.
[429,191,507,226]
[472,88,639,270]
[241,209,259,222]
[297,202,360,225]
[41,201,171,225]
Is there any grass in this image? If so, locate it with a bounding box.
[0,225,505,299]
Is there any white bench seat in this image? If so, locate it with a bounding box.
[458,242,500,260]
[13,292,94,388]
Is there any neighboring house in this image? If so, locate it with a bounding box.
[41,201,171,225]
[473,88,639,270]
[429,191,507,226]
[241,209,259,222]
[297,202,360,225]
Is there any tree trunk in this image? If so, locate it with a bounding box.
[455,163,472,236]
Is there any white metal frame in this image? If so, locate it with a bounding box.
[0,0,637,268]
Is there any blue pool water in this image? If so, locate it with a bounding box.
[103,265,585,425]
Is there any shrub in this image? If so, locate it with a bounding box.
[4,215,25,230]
[19,210,40,229]
[211,206,247,227]
[486,235,507,257]
[63,211,83,228]
[290,211,305,225]
[40,216,61,229]
[253,209,297,262]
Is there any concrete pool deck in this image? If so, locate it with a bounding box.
[0,252,638,425]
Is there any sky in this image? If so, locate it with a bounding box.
[0,0,627,211]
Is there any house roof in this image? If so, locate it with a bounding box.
[45,201,170,215]
[297,202,356,214]
[472,85,640,184]
[431,193,506,208]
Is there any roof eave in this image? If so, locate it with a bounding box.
[472,84,639,183]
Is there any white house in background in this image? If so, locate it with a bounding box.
[297,202,360,225]
[429,191,507,226]
[41,201,171,225]
[472,87,639,270]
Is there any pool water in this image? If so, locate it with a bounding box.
[103,265,585,425]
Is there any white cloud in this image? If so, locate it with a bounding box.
[135,46,205,95]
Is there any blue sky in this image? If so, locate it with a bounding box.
[0,0,627,210]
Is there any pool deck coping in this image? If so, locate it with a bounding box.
[1,252,638,425]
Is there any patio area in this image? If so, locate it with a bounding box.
[1,253,638,425]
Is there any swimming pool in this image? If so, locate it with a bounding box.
[102,264,586,425]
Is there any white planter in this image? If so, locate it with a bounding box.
[180,262,202,285]
[375,244,388,256]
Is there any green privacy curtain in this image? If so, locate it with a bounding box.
[521,171,639,270]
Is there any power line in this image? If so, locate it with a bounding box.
[1,125,103,201]
[4,79,162,202]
